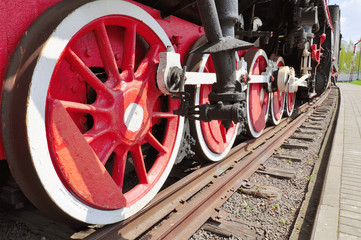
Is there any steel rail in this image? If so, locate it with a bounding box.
[146,89,330,240]
[85,88,330,240]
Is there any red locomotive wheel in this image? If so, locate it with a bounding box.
[269,55,285,125]
[186,36,238,162]
[198,84,238,157]
[285,92,296,117]
[244,49,270,138]
[2,0,183,224]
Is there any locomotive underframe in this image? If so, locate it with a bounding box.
[0,0,337,160]
[0,0,340,225]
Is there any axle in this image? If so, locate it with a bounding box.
[157,51,309,122]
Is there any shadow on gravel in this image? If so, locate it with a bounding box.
[294,87,340,239]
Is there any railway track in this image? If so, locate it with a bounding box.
[76,87,337,240]
[0,86,339,240]
[0,1,342,238]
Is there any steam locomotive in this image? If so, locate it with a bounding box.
[0,0,340,224]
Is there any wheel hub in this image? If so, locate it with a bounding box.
[124,103,144,132]
[114,87,152,145]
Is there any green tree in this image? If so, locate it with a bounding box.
[355,46,361,79]
[339,40,353,73]
[339,40,361,75]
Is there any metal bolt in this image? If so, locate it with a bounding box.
[72,84,79,93]
[115,53,121,61]
[86,49,91,57]
[80,116,87,125]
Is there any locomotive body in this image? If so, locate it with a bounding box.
[0,0,340,224]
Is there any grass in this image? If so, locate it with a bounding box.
[273,204,281,212]
[242,202,250,210]
[349,80,361,85]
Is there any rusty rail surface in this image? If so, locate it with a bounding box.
[85,88,331,240]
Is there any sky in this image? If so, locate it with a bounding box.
[328,0,361,44]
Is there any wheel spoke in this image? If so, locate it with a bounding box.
[112,147,129,191]
[152,112,177,118]
[122,23,137,72]
[58,99,107,115]
[65,49,111,94]
[145,132,168,154]
[94,22,121,81]
[135,44,160,79]
[210,122,225,149]
[86,133,118,165]
[130,145,149,184]
[49,100,126,205]
[219,122,227,143]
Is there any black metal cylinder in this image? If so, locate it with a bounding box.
[202,102,244,123]
[212,51,237,93]
[214,0,238,93]
[301,7,318,26]
[196,0,238,94]
[196,0,223,43]
[216,0,238,37]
